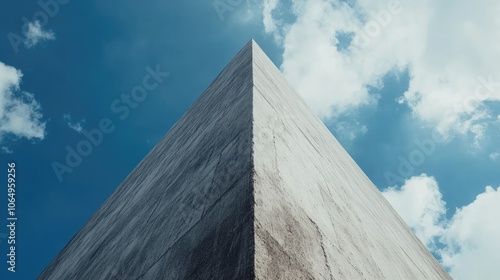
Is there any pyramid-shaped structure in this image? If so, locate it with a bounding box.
[39,40,451,279]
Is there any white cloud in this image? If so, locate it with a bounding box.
[263,0,281,42]
[63,114,85,133]
[382,174,500,279]
[1,146,13,154]
[262,0,500,143]
[439,186,500,280]
[382,174,445,248]
[333,119,368,142]
[0,62,46,142]
[490,152,500,160]
[24,20,55,48]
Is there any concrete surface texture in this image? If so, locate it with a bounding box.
[251,41,450,280]
[39,40,451,279]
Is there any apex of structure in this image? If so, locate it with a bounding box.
[39,40,451,280]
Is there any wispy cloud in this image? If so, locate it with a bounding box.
[0,61,46,142]
[382,174,500,279]
[1,146,13,154]
[489,152,500,160]
[262,0,281,41]
[24,20,56,48]
[63,114,85,133]
[332,119,368,143]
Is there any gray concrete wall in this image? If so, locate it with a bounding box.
[251,41,450,280]
[39,42,256,280]
[40,40,450,280]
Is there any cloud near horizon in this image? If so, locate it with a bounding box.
[382,174,500,279]
[262,0,500,144]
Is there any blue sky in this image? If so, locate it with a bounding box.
[1,0,499,279]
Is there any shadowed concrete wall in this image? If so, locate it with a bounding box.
[39,42,255,280]
[39,40,451,280]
